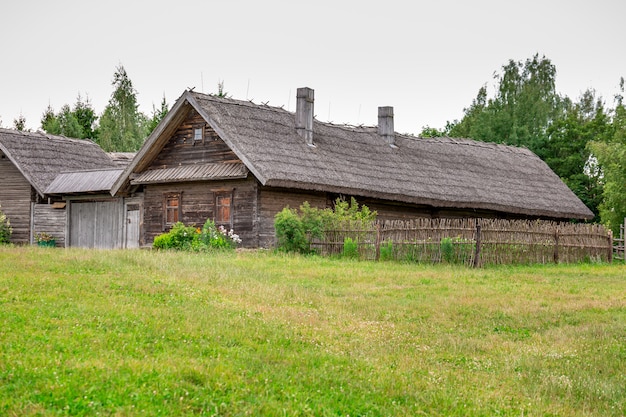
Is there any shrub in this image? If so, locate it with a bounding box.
[342,237,359,259]
[0,206,12,245]
[380,240,394,261]
[440,237,455,263]
[274,208,309,253]
[274,198,377,254]
[153,219,241,251]
[200,219,241,250]
[153,233,174,250]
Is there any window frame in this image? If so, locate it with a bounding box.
[163,192,182,230]
[192,124,205,144]
[214,190,234,228]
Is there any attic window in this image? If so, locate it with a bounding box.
[193,126,204,143]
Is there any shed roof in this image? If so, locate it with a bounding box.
[0,128,115,197]
[132,162,248,185]
[113,90,594,220]
[45,168,125,194]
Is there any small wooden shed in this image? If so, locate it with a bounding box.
[111,88,594,248]
[0,128,116,246]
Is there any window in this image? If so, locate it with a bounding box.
[193,125,204,143]
[164,193,181,228]
[215,192,233,226]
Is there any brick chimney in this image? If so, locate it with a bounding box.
[296,87,315,146]
[378,106,395,147]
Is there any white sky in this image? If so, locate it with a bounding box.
[1,0,624,135]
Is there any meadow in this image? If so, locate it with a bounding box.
[0,246,625,416]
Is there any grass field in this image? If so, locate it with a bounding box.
[0,246,625,416]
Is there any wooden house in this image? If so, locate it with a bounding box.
[0,128,116,246]
[111,88,594,248]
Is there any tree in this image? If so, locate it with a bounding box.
[146,95,169,134]
[73,94,98,139]
[40,94,97,139]
[589,78,626,232]
[13,114,28,131]
[545,89,608,220]
[449,55,563,157]
[96,64,148,151]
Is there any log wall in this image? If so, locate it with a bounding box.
[142,177,258,247]
[33,203,66,247]
[0,154,32,244]
[148,110,238,169]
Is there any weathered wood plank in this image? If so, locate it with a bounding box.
[0,158,33,243]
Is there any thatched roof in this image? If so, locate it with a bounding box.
[113,90,594,220]
[0,128,116,197]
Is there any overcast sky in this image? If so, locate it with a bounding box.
[1,0,624,134]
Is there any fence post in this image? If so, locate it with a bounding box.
[375,222,381,261]
[608,230,613,264]
[554,228,559,264]
[473,221,482,268]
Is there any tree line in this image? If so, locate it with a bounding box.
[421,54,626,232]
[5,64,169,153]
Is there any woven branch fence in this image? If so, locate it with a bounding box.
[313,218,614,266]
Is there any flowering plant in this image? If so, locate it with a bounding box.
[153,219,242,251]
[36,232,55,242]
[0,205,12,244]
[201,220,241,249]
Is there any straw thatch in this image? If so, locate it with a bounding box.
[0,128,115,197]
[113,90,594,221]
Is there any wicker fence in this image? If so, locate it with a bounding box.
[313,218,614,266]
[615,219,626,262]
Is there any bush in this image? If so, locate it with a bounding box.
[0,206,12,245]
[274,208,309,253]
[153,219,241,251]
[440,237,455,263]
[274,198,377,254]
[380,240,393,261]
[199,219,241,250]
[342,237,359,259]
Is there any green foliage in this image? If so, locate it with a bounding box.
[199,219,241,250]
[152,232,173,250]
[146,95,169,134]
[96,64,149,152]
[40,94,97,139]
[0,205,12,244]
[153,219,241,251]
[274,207,309,253]
[12,114,28,131]
[380,240,393,261]
[274,198,377,254]
[342,237,359,259]
[440,237,455,263]
[588,78,626,233]
[449,54,562,156]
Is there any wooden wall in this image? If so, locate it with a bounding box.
[67,198,124,249]
[148,110,239,169]
[142,177,258,248]
[33,204,66,247]
[258,187,329,248]
[0,154,32,244]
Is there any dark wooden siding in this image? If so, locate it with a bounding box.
[0,155,32,244]
[33,204,66,247]
[148,109,239,169]
[142,177,258,248]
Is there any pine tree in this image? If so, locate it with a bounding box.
[96,64,148,151]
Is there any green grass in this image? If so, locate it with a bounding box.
[0,246,625,416]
